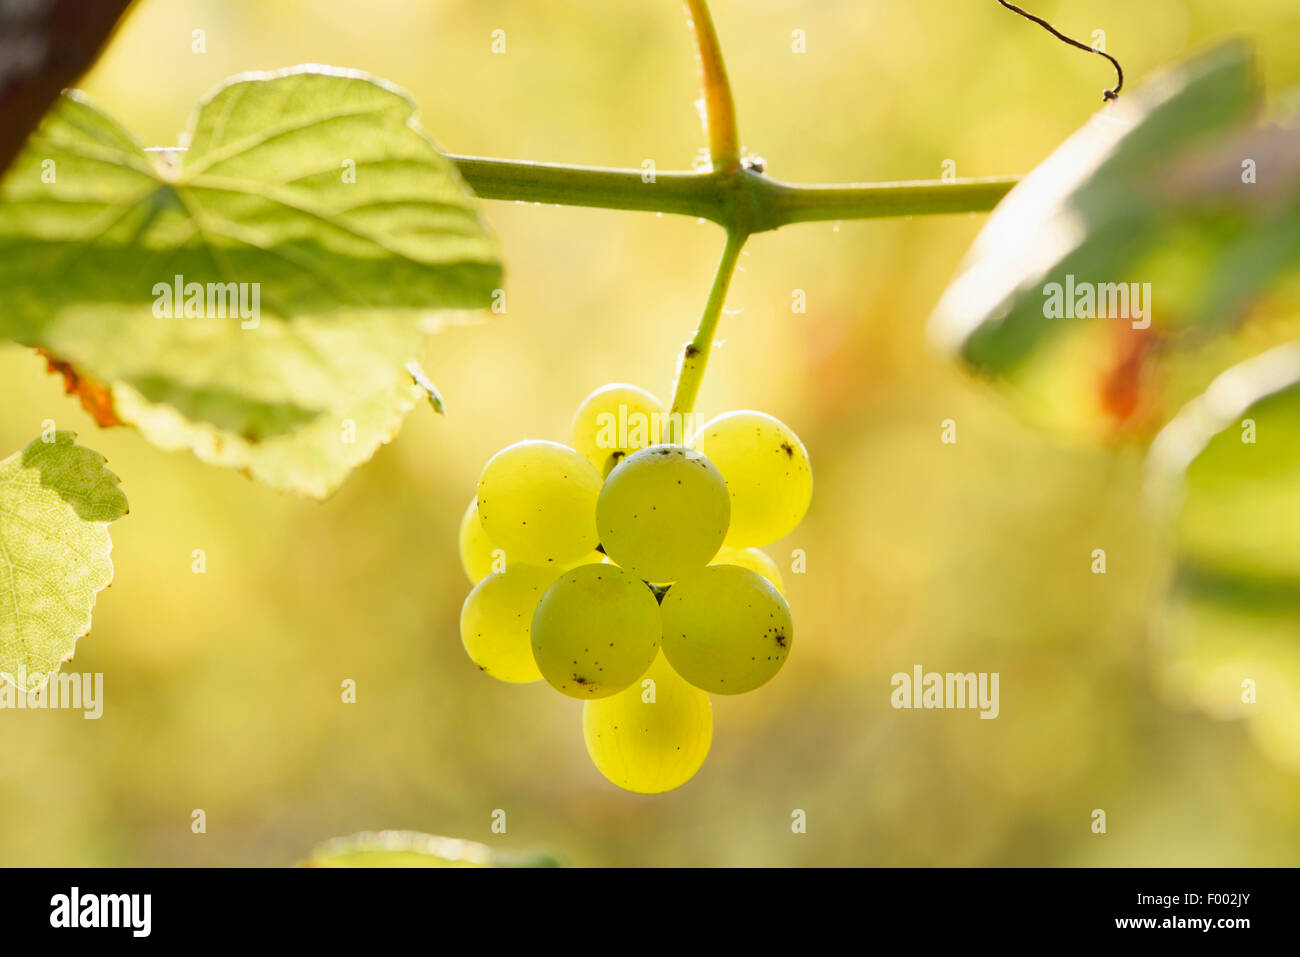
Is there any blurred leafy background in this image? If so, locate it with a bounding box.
[2,0,1300,866]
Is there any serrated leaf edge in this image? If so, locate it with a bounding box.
[0,431,126,694]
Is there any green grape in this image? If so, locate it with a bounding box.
[692,411,813,547]
[564,549,607,570]
[596,445,730,583]
[460,563,563,683]
[711,546,785,595]
[582,653,712,794]
[460,496,596,584]
[660,564,793,694]
[531,563,661,698]
[476,441,602,565]
[570,383,667,476]
[458,498,502,584]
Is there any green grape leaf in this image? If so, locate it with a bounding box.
[929,41,1299,440]
[0,65,502,497]
[1147,342,1300,771]
[0,432,128,693]
[300,831,561,868]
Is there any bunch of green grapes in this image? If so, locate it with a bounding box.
[457,384,812,793]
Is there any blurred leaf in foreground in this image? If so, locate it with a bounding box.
[1147,342,1300,771]
[929,41,1300,440]
[0,66,502,497]
[0,431,127,693]
[300,830,561,868]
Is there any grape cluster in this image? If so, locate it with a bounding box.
[457,383,812,793]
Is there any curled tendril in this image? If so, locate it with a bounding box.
[997,0,1124,102]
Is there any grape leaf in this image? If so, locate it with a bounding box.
[929,41,1296,439]
[1147,342,1300,771]
[0,65,502,497]
[0,431,127,693]
[300,830,560,868]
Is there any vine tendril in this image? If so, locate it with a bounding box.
[997,0,1123,102]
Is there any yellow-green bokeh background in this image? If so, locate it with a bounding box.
[2,0,1299,866]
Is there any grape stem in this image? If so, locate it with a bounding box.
[448,0,1017,427]
[447,156,1018,233]
[669,230,747,419]
[683,0,740,173]
[450,0,1021,230]
[447,0,1014,230]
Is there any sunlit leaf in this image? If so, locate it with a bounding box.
[0,432,127,693]
[1147,342,1300,770]
[929,41,1300,440]
[0,65,501,497]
